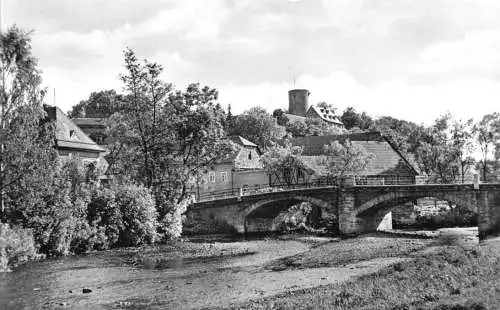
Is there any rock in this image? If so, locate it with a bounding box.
[68,290,74,294]
[58,302,67,307]
[271,265,287,272]
[82,288,92,294]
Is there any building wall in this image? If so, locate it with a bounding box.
[288,89,310,117]
[233,170,269,190]
[58,149,100,159]
[234,147,263,169]
[192,163,234,195]
[305,108,321,121]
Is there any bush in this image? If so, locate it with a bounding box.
[87,187,123,248]
[156,194,192,241]
[115,184,158,246]
[0,224,41,271]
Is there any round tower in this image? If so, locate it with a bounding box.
[288,89,310,117]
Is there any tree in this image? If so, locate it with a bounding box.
[261,142,307,186]
[340,107,373,131]
[285,120,309,138]
[416,142,460,183]
[372,116,426,153]
[451,118,475,183]
[0,26,58,222]
[473,113,500,182]
[272,108,288,126]
[225,104,234,131]
[68,89,124,118]
[322,139,374,180]
[228,106,284,149]
[414,114,468,184]
[106,48,233,239]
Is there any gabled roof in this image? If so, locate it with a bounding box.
[291,132,419,175]
[307,106,343,125]
[44,106,105,153]
[229,135,258,148]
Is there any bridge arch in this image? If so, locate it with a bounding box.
[242,195,334,218]
[355,191,478,217]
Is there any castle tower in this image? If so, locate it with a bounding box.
[288,89,310,117]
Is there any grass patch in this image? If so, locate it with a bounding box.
[230,245,500,310]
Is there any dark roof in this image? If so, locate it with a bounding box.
[291,132,418,175]
[44,106,105,153]
[72,117,107,128]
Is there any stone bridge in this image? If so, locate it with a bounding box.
[185,180,500,239]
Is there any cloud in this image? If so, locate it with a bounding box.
[220,71,500,125]
[5,0,500,123]
[415,30,500,78]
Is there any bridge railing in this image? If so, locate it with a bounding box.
[354,174,494,186]
[192,178,338,203]
[354,175,416,186]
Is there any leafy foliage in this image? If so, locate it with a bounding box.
[228,106,284,149]
[285,117,342,138]
[67,89,124,118]
[0,26,58,222]
[106,48,233,240]
[473,113,500,181]
[115,184,158,247]
[340,107,373,131]
[322,139,374,179]
[0,224,40,271]
[261,142,307,186]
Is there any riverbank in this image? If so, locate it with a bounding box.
[1,228,494,309]
[225,229,500,310]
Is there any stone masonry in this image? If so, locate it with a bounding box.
[185,179,500,239]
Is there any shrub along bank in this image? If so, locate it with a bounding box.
[1,159,160,271]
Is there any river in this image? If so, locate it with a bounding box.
[0,230,467,309]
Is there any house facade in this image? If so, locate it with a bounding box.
[44,106,106,167]
[191,136,268,200]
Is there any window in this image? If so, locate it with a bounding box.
[69,129,76,138]
[209,172,216,183]
[221,172,228,183]
[248,151,252,160]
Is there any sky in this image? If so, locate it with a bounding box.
[3,0,500,125]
